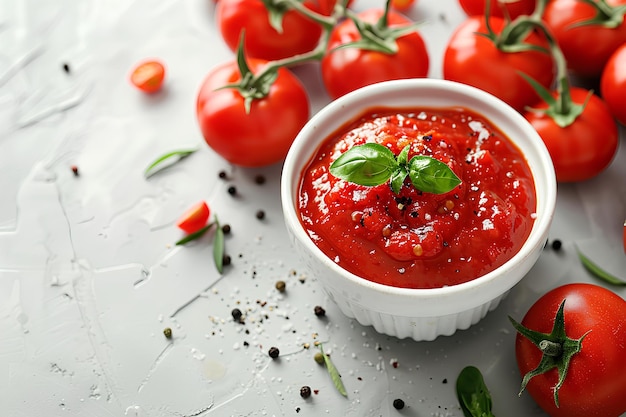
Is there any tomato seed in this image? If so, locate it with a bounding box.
[314,306,326,317]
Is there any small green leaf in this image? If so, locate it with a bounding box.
[329,143,398,186]
[578,250,626,286]
[144,148,199,178]
[213,215,225,274]
[319,344,347,397]
[456,366,496,417]
[175,223,214,246]
[408,156,461,194]
[389,166,408,194]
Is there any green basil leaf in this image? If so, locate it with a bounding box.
[456,366,496,417]
[408,155,461,194]
[175,223,214,246]
[397,144,410,166]
[389,166,407,194]
[144,147,199,178]
[578,250,626,286]
[329,143,398,186]
[320,344,347,397]
[213,216,225,274]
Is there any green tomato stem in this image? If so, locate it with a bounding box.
[538,339,562,357]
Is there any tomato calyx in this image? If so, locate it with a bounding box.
[338,3,423,54]
[509,300,591,407]
[571,0,626,29]
[521,23,590,128]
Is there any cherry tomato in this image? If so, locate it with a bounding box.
[543,0,626,78]
[321,9,429,99]
[216,0,323,61]
[177,201,210,234]
[129,60,166,93]
[458,0,535,19]
[196,59,309,167]
[391,0,416,12]
[523,88,618,182]
[513,283,626,417]
[600,43,626,125]
[316,0,354,15]
[443,16,554,112]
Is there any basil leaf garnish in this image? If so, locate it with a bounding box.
[329,143,461,195]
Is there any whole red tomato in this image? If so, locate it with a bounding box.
[523,87,618,182]
[196,59,309,167]
[511,283,626,417]
[321,9,429,99]
[443,16,554,112]
[216,0,323,60]
[458,0,535,19]
[543,0,626,78]
[600,43,626,125]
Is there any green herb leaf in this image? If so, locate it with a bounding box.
[319,344,347,397]
[213,215,225,274]
[144,148,199,178]
[329,143,398,186]
[578,250,626,286]
[175,223,214,246]
[408,155,462,194]
[456,366,496,417]
[329,143,461,195]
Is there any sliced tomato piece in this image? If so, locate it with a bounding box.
[176,201,210,234]
[130,60,166,93]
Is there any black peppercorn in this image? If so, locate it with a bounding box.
[256,210,265,220]
[392,398,405,410]
[231,308,242,321]
[551,239,562,251]
[223,254,232,266]
[300,386,312,399]
[275,280,286,293]
[218,170,227,179]
[255,175,266,185]
[222,224,231,234]
[268,346,280,359]
[227,186,237,195]
[314,306,326,317]
[163,327,172,339]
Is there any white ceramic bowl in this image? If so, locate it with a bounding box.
[281,79,556,341]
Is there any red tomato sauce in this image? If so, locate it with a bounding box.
[296,107,537,289]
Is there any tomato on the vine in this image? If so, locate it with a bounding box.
[523,87,618,182]
[130,60,166,93]
[196,58,309,167]
[391,0,416,12]
[177,201,210,234]
[321,9,429,99]
[510,283,626,417]
[316,0,354,15]
[443,16,554,112]
[542,0,626,78]
[458,0,535,19]
[216,0,323,61]
[600,42,626,125]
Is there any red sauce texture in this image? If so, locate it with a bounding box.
[297,107,537,289]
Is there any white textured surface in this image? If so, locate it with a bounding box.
[0,0,625,416]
